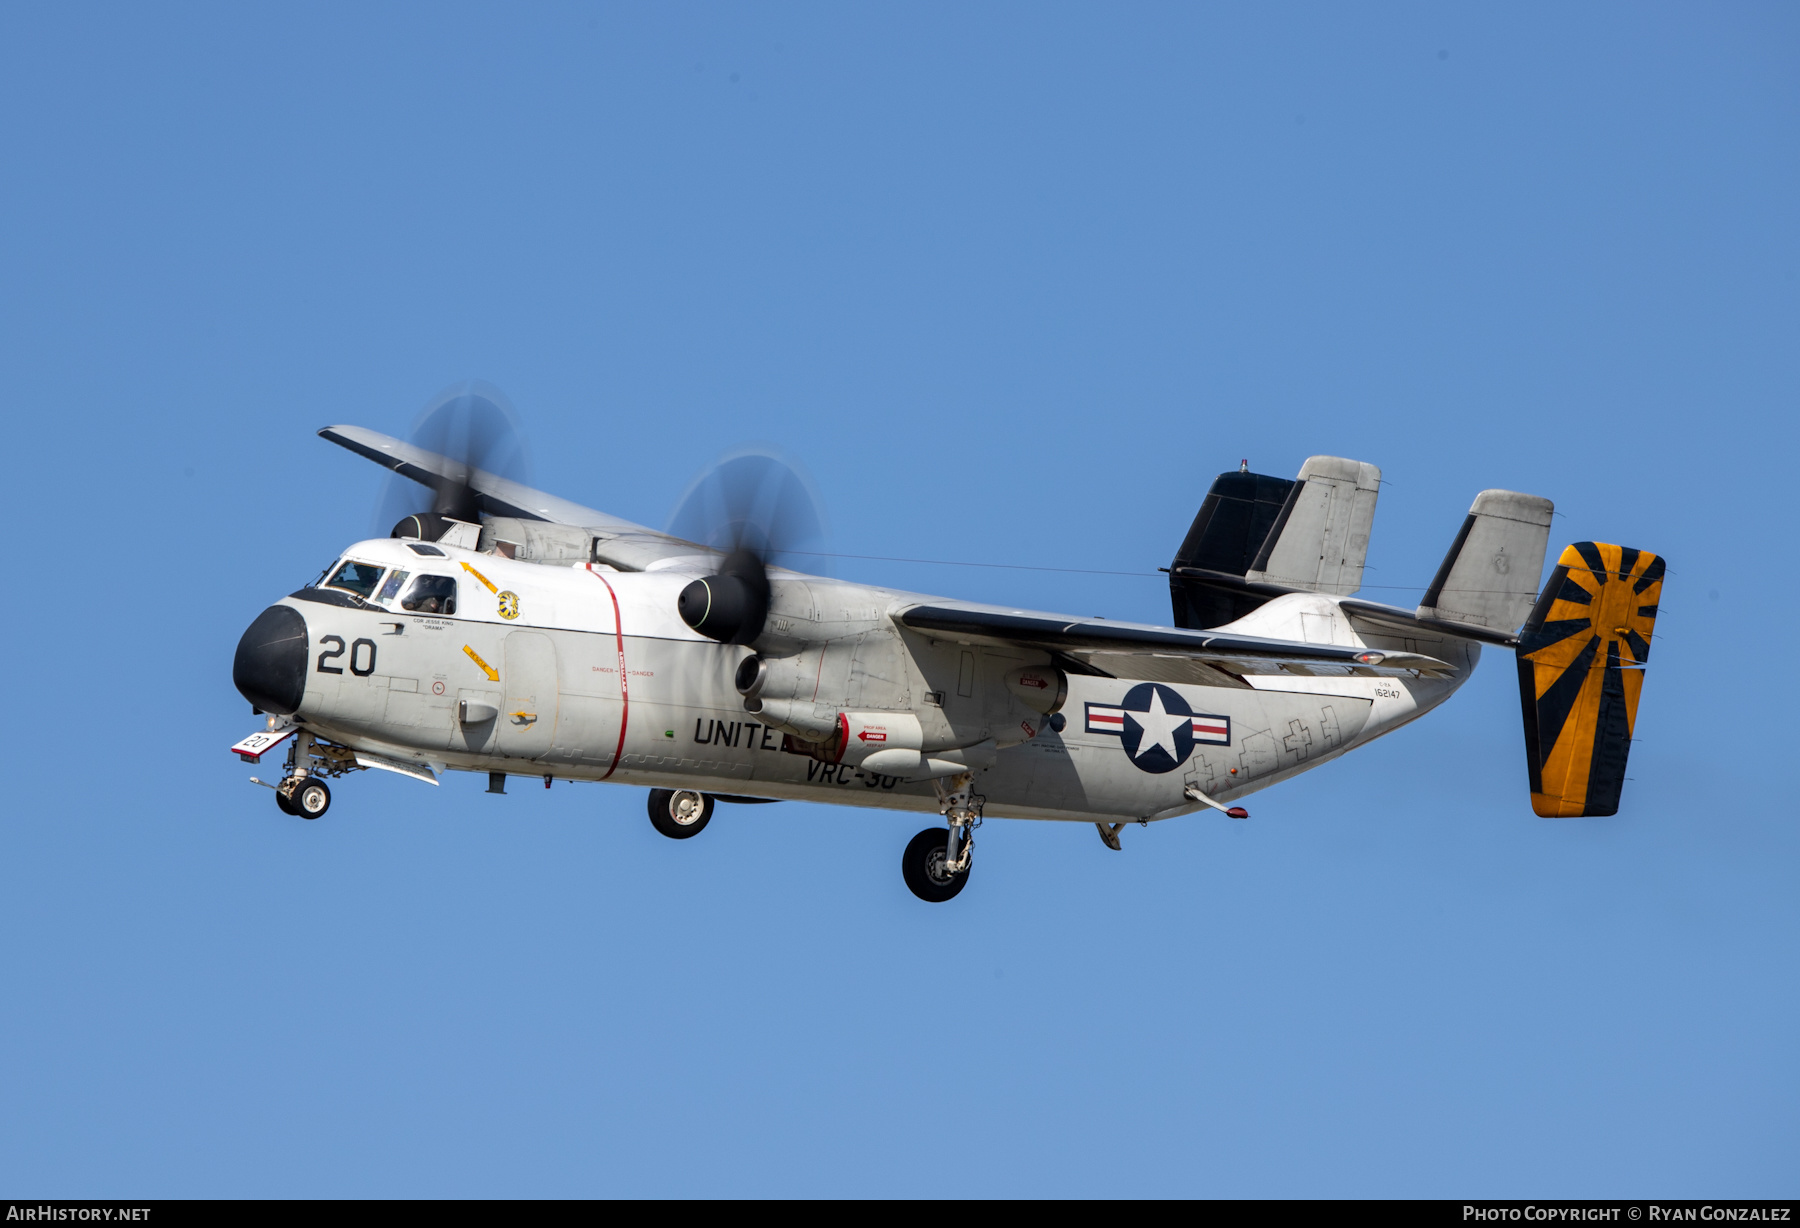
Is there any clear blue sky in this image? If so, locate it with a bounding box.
[1,3,1794,1197]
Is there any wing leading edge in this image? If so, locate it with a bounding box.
[319,424,703,570]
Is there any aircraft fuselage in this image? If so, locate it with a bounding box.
[245,536,1477,823]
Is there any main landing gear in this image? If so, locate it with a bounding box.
[902,773,981,903]
[648,788,714,839]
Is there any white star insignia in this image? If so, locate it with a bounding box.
[1126,690,1189,763]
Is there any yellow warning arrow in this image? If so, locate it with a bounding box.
[463,644,499,682]
[460,561,497,594]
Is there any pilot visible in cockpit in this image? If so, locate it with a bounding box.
[400,575,458,616]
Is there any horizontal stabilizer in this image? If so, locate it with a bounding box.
[1417,490,1554,632]
[1516,542,1664,817]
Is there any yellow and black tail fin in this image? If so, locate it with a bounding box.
[1515,543,1664,817]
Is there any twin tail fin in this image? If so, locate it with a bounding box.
[1168,456,1380,629]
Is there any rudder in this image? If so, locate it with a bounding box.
[1515,542,1664,817]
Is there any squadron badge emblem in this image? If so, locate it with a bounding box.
[497,590,520,620]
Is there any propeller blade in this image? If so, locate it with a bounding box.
[665,449,828,567]
[667,448,828,644]
[373,380,532,538]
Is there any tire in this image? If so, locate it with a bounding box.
[275,785,297,816]
[292,778,331,819]
[648,788,713,839]
[902,827,969,903]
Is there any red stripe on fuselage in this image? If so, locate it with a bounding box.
[586,565,631,781]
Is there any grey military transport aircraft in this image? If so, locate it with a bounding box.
[231,398,1662,902]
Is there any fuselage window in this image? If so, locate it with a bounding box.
[376,569,411,603]
[402,575,457,615]
[325,560,385,599]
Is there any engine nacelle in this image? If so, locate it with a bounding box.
[752,706,931,770]
[676,550,771,646]
[836,711,924,767]
[734,651,831,706]
[745,697,839,743]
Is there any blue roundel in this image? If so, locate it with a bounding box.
[1117,682,1195,774]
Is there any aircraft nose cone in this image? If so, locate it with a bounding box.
[233,604,309,715]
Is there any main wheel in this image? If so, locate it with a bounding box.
[292,778,331,819]
[648,788,713,839]
[902,827,969,903]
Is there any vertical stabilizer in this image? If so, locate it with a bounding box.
[1516,542,1664,817]
[1245,456,1382,596]
[1417,490,1554,632]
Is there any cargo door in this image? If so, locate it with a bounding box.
[496,632,559,760]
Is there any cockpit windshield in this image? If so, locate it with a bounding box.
[324,560,385,600]
[401,575,457,615]
[376,569,410,603]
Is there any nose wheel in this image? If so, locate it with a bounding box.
[277,776,331,819]
[293,778,331,818]
[648,788,714,839]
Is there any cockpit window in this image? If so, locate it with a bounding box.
[401,575,457,615]
[376,569,410,603]
[324,560,385,599]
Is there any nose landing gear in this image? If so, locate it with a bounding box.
[254,729,343,819]
[286,777,331,819]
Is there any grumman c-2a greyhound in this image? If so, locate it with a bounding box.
[230,415,1663,902]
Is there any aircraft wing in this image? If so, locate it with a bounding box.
[319,424,705,570]
[895,602,1455,686]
